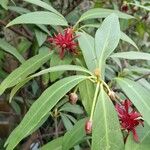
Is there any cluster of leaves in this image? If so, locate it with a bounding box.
[0,0,150,150]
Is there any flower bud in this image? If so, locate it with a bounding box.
[108,90,116,101]
[121,2,128,12]
[69,93,78,104]
[94,68,101,77]
[85,120,92,134]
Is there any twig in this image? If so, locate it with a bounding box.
[0,111,20,117]
[54,117,59,138]
[0,20,33,41]
[40,131,64,139]
[134,72,150,81]
[63,0,83,16]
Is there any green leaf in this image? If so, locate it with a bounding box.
[120,32,138,50]
[0,51,53,95]
[9,65,93,101]
[41,137,62,150]
[92,85,124,150]
[125,123,150,150]
[110,51,150,60]
[24,0,63,17]
[95,13,120,77]
[9,78,32,102]
[0,39,25,63]
[60,103,84,114]
[6,11,68,27]
[129,3,150,11]
[60,113,73,131]
[0,0,9,9]
[77,31,97,71]
[32,65,93,77]
[116,78,150,126]
[50,53,72,82]
[78,8,134,23]
[62,118,86,150]
[5,75,87,150]
[35,29,47,47]
[79,79,95,114]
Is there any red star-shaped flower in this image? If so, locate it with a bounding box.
[48,28,78,59]
[115,99,143,142]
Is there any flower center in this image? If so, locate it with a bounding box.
[62,44,67,48]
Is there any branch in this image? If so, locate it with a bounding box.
[134,72,150,81]
[0,20,33,41]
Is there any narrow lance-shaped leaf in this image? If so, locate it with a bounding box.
[129,3,150,11]
[92,85,124,150]
[6,11,68,27]
[120,32,138,50]
[24,0,63,17]
[95,13,120,77]
[0,39,25,63]
[79,79,95,114]
[9,65,93,102]
[116,78,150,126]
[77,31,98,72]
[5,75,88,150]
[0,51,53,95]
[110,51,150,60]
[62,118,86,150]
[77,8,134,23]
[41,137,63,150]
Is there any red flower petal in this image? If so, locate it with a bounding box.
[132,128,139,142]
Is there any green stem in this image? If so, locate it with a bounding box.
[90,82,100,121]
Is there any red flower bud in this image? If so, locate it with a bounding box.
[121,2,128,12]
[69,93,78,104]
[85,120,92,134]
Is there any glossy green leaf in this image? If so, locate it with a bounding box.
[9,65,93,101]
[77,31,97,72]
[125,123,150,150]
[92,85,124,150]
[78,8,134,23]
[95,13,120,77]
[0,39,25,63]
[41,137,63,150]
[6,11,68,27]
[110,51,150,60]
[24,0,63,17]
[120,32,138,50]
[35,29,47,47]
[79,79,95,114]
[0,51,53,95]
[32,65,93,77]
[62,118,86,150]
[116,78,150,126]
[5,75,87,150]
